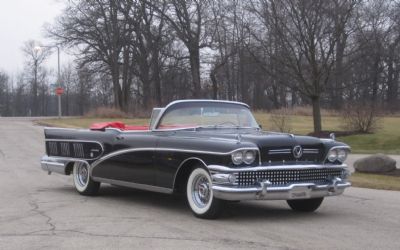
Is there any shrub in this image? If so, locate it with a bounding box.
[269,108,292,133]
[84,107,129,118]
[341,103,381,133]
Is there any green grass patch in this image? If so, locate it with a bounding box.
[350,172,400,191]
[36,113,400,155]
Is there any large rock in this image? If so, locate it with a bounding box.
[354,154,396,173]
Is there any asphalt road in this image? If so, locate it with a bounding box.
[1,118,399,250]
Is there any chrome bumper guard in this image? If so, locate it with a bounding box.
[208,164,351,201]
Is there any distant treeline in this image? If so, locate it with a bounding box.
[0,0,399,132]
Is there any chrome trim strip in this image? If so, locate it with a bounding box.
[92,177,173,194]
[268,148,319,155]
[90,146,261,176]
[91,146,260,166]
[207,163,347,173]
[44,127,90,131]
[268,149,291,155]
[303,149,319,154]
[45,139,104,160]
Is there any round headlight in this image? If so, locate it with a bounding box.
[327,149,338,162]
[243,150,256,164]
[337,149,348,162]
[232,151,243,165]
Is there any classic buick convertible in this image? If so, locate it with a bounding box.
[41,100,351,218]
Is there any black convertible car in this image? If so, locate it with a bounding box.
[41,100,351,218]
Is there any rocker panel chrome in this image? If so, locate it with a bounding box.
[92,177,173,194]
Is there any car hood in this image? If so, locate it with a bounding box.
[174,129,326,163]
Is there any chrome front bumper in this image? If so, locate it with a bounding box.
[208,164,351,201]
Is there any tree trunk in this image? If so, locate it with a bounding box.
[32,62,38,116]
[111,66,123,110]
[188,47,201,98]
[311,96,322,133]
[152,48,162,106]
[210,70,218,99]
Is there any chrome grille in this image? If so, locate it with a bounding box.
[238,168,344,187]
[48,141,58,155]
[73,143,84,158]
[267,148,320,155]
[263,146,323,163]
[60,142,70,156]
[46,140,103,159]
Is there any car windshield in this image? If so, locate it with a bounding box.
[157,102,259,130]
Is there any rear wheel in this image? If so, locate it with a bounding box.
[186,167,223,219]
[73,162,100,196]
[287,198,324,212]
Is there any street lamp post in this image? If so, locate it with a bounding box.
[34,45,62,118]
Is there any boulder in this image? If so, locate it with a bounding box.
[354,154,396,173]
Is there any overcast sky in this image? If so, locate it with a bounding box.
[0,0,67,74]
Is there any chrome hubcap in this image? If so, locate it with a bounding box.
[192,175,211,208]
[76,163,89,187]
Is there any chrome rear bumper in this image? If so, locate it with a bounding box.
[41,155,69,175]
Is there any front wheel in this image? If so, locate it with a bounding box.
[287,197,324,212]
[73,162,100,196]
[186,167,223,219]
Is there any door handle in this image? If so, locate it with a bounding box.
[116,136,124,140]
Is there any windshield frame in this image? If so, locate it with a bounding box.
[152,100,259,131]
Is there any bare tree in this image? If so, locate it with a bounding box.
[248,0,357,132]
[149,0,213,97]
[0,71,10,116]
[47,0,133,111]
[21,40,51,116]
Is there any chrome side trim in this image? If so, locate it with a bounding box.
[92,177,173,194]
[90,147,261,177]
[44,127,90,131]
[45,139,104,160]
[207,163,347,173]
[90,147,261,174]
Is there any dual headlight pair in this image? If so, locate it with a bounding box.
[327,148,349,163]
[231,150,257,165]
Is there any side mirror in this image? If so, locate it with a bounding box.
[329,133,336,140]
[259,124,262,129]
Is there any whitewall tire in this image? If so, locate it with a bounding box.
[186,167,223,219]
[73,162,100,196]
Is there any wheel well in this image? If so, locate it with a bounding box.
[173,159,207,194]
[65,162,75,175]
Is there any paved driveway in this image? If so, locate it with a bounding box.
[0,118,399,250]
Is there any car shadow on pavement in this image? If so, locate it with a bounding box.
[50,184,344,221]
